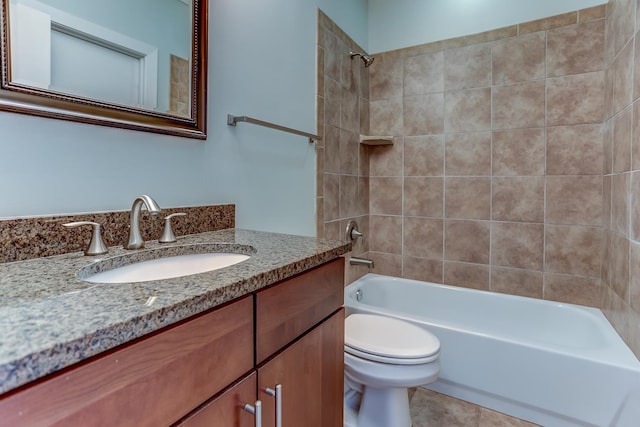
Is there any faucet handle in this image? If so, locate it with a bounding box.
[345,220,364,242]
[62,221,108,256]
[159,212,186,243]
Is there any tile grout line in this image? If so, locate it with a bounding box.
[542,27,549,301]
[488,41,494,292]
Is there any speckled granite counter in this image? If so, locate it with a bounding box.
[0,228,350,394]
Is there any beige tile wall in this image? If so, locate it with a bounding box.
[365,4,608,307]
[601,0,640,359]
[317,11,372,284]
[169,54,190,117]
[317,2,640,359]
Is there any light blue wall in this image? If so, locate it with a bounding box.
[319,0,369,51]
[0,0,367,237]
[369,0,607,53]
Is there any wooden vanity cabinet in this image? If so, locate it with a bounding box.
[0,257,345,427]
[179,310,344,427]
[257,310,344,427]
[179,257,345,427]
[256,257,344,427]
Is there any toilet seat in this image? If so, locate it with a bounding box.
[345,345,439,364]
[345,314,440,365]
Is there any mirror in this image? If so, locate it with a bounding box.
[0,0,207,139]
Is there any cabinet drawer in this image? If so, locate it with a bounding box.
[176,373,257,427]
[0,296,254,427]
[256,257,344,363]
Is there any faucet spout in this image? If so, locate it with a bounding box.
[349,256,374,268]
[125,195,162,250]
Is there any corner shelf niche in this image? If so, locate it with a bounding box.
[359,135,393,146]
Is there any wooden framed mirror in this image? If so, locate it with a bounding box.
[0,0,207,139]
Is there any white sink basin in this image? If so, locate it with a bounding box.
[84,252,250,284]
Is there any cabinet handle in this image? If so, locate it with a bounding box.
[265,384,282,427]
[243,400,262,427]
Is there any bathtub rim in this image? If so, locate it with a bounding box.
[344,273,640,369]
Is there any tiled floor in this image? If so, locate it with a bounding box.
[410,388,540,427]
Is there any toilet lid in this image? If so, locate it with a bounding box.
[345,314,440,360]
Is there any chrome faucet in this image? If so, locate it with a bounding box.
[124,195,162,250]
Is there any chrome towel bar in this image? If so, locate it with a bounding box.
[227,114,319,143]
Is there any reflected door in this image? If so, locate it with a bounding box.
[51,29,142,106]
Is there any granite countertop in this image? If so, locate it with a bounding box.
[0,228,350,394]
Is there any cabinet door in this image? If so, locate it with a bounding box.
[257,309,344,427]
[176,373,257,427]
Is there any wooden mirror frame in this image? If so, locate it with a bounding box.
[0,0,207,139]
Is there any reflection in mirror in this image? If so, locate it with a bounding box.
[0,0,207,138]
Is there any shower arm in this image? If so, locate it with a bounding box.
[349,51,374,67]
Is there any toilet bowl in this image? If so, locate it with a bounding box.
[343,313,440,427]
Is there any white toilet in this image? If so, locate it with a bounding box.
[343,313,441,427]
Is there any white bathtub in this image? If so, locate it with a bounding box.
[344,274,640,427]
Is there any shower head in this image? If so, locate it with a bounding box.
[349,51,375,67]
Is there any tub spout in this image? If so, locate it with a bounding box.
[350,257,374,268]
